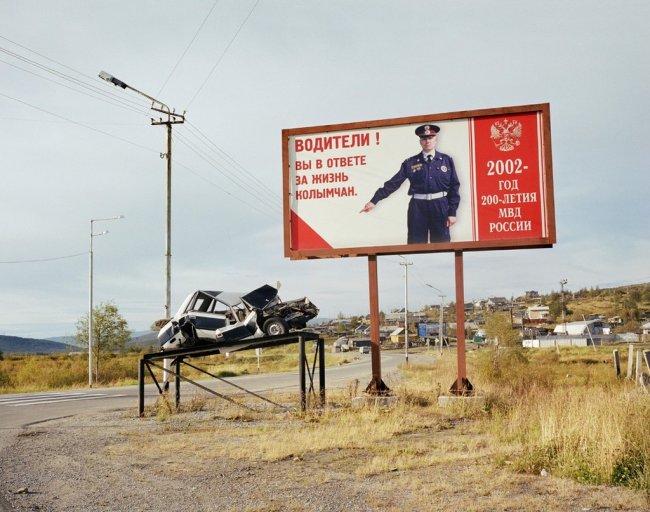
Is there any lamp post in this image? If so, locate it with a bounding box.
[99,71,185,319]
[560,278,568,335]
[426,283,446,353]
[438,295,446,352]
[399,256,413,362]
[89,215,124,387]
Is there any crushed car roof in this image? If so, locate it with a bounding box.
[194,290,246,307]
[192,285,279,309]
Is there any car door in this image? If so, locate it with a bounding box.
[186,292,227,340]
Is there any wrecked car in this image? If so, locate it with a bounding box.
[158,284,319,352]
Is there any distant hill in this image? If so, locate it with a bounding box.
[0,335,75,354]
[46,335,79,346]
[0,331,160,354]
[129,331,159,351]
[0,331,160,355]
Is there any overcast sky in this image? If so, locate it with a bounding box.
[2,0,649,339]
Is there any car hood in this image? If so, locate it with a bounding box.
[240,284,279,310]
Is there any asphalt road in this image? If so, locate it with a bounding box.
[0,350,416,434]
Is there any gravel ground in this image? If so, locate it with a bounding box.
[1,405,649,512]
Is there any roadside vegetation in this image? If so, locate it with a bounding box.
[474,344,650,492]
[0,341,354,393]
[3,282,650,501]
[3,335,650,498]
[120,341,650,502]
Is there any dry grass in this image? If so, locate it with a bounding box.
[0,342,352,393]
[5,339,650,506]
[140,345,650,492]
[493,385,650,488]
[94,346,650,510]
[471,345,650,491]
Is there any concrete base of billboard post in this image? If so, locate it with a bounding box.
[351,395,399,409]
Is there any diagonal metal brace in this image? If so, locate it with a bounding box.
[181,360,292,412]
[145,359,256,412]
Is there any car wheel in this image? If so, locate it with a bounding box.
[263,317,288,336]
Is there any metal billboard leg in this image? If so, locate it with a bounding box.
[138,357,145,416]
[450,251,473,395]
[318,336,325,407]
[365,255,390,395]
[175,356,182,410]
[299,336,306,412]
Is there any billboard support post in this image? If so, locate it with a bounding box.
[450,250,473,395]
[365,255,390,395]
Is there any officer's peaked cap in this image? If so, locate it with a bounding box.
[415,124,440,137]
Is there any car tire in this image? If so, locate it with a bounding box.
[263,317,288,336]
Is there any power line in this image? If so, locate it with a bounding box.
[172,132,280,215]
[0,44,150,114]
[1,91,279,217]
[175,129,280,212]
[1,35,90,81]
[156,0,222,97]
[0,55,148,118]
[0,252,87,264]
[186,0,262,108]
[2,35,280,217]
[186,122,280,201]
[0,92,158,153]
[172,157,278,218]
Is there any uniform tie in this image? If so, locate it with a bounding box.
[426,155,433,163]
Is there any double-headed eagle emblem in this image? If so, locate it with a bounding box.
[490,119,523,152]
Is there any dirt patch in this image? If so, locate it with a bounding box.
[1,405,648,512]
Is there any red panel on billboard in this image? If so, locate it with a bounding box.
[290,211,332,251]
[472,112,546,241]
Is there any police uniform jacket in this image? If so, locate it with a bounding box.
[369,151,460,216]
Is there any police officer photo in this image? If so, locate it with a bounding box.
[360,124,460,244]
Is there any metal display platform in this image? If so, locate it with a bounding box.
[138,332,325,416]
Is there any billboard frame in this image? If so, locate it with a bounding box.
[282,103,555,260]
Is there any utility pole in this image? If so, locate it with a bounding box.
[89,215,124,387]
[439,295,446,353]
[560,278,568,335]
[399,257,413,362]
[99,71,185,319]
[153,106,185,318]
[426,283,446,353]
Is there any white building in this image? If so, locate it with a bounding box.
[527,305,550,320]
[642,322,650,335]
[553,320,603,336]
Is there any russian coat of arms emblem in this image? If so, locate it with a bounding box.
[490,119,523,152]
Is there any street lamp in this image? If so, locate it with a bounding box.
[399,256,413,362]
[89,215,124,387]
[560,278,568,335]
[99,70,185,319]
[426,283,446,353]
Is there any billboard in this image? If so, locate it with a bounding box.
[283,104,554,260]
[417,322,446,338]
